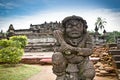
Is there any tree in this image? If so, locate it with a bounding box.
[95,17,107,32]
[106,31,120,43]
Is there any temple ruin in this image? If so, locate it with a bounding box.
[7,21,62,52]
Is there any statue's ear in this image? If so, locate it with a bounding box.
[83,25,87,33]
[61,25,65,33]
[61,28,64,33]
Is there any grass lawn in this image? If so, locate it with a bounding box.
[0,64,41,80]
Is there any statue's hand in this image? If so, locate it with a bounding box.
[59,43,75,54]
[74,47,92,56]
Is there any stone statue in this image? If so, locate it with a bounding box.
[52,15,95,80]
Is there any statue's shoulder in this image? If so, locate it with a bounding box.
[84,32,92,43]
[86,34,93,48]
[86,32,92,38]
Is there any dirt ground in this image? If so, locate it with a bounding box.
[27,65,117,80]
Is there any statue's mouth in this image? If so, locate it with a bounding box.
[71,32,79,35]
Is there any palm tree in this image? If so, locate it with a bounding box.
[94,17,107,44]
[95,17,107,32]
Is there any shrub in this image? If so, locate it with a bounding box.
[0,47,24,64]
[0,39,11,48]
[0,35,28,65]
[106,31,120,43]
[10,36,28,48]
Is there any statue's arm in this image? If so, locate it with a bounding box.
[53,30,66,45]
[53,30,93,56]
[53,30,74,52]
[75,35,93,57]
[75,46,93,57]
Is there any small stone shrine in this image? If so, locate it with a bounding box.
[52,15,95,80]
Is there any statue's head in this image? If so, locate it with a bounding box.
[62,15,88,38]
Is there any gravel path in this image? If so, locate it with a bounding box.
[27,65,117,80]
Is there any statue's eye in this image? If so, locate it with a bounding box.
[77,23,83,28]
[77,23,81,27]
[67,24,72,28]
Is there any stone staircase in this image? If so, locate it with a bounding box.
[108,36,120,79]
[109,49,120,79]
[25,42,55,52]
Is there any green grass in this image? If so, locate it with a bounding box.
[0,64,41,80]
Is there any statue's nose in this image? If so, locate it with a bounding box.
[72,26,78,30]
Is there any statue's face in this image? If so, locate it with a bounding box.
[65,20,83,38]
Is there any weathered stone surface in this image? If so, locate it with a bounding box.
[100,70,109,74]
[104,66,115,73]
[52,15,95,80]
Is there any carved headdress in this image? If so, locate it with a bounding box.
[62,15,88,33]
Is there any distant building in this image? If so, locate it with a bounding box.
[7,21,62,52]
[0,30,7,40]
[7,21,61,38]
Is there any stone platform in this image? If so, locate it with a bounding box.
[21,52,53,64]
[21,52,100,64]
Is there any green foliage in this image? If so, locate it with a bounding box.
[0,39,21,49]
[0,39,11,48]
[106,31,120,43]
[10,36,28,48]
[0,47,24,64]
[9,40,21,48]
[0,35,28,65]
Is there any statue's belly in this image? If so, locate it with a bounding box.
[65,54,85,64]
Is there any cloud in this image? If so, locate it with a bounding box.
[0,3,4,6]
[0,2,19,9]
[0,8,120,33]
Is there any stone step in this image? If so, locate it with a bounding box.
[109,50,120,55]
[107,43,117,48]
[117,69,120,73]
[115,61,120,63]
[112,55,120,61]
[114,61,120,69]
[116,70,120,80]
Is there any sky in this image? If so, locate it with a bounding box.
[0,0,120,33]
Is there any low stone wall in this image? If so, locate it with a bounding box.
[21,58,42,64]
[21,53,52,64]
[21,57,52,64]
